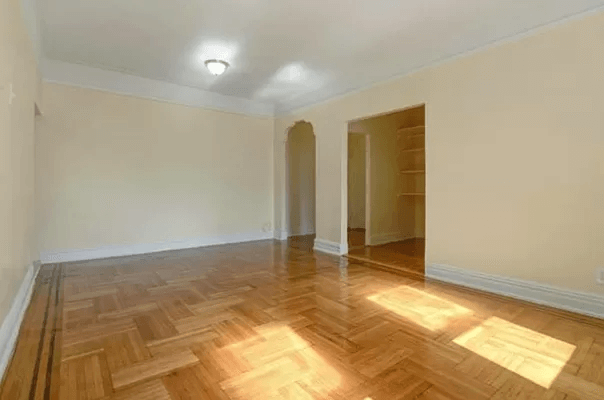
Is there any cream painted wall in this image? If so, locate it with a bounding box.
[347,134,365,230]
[36,83,274,253]
[287,122,316,235]
[0,0,39,328]
[274,11,604,294]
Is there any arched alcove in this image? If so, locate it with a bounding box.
[285,121,316,238]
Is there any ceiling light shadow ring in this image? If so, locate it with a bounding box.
[204,59,230,76]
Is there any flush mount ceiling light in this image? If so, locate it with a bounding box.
[205,59,229,76]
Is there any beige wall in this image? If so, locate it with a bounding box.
[347,134,365,230]
[0,0,39,327]
[287,122,316,235]
[275,11,604,294]
[36,83,274,253]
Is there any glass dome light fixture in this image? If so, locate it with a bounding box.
[204,59,229,76]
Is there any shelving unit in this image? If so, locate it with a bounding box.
[397,112,426,239]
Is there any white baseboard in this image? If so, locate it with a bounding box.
[0,262,40,381]
[288,231,316,238]
[314,238,348,256]
[369,232,414,246]
[273,229,288,241]
[427,264,604,319]
[40,231,274,263]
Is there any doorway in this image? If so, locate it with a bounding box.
[346,105,426,275]
[286,122,316,245]
[347,132,368,249]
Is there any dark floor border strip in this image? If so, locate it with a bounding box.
[28,266,58,400]
[0,267,46,392]
[44,265,62,400]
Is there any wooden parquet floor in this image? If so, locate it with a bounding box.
[1,237,604,400]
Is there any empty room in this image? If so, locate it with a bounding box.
[2,0,604,399]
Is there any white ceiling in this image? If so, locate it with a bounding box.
[38,0,604,115]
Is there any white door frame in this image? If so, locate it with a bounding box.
[364,134,371,246]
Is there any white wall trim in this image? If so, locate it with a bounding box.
[0,262,41,381]
[41,59,275,117]
[314,238,348,256]
[369,232,414,246]
[273,229,289,241]
[288,231,316,237]
[40,231,274,263]
[427,264,604,320]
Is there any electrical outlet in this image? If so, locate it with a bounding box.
[597,267,604,284]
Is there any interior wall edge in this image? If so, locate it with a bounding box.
[18,0,42,65]
[0,262,41,382]
[40,231,274,264]
[426,263,604,320]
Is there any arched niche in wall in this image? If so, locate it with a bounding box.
[284,121,316,238]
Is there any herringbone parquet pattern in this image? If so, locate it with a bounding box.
[1,236,603,399]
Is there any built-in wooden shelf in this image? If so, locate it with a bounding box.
[400,169,425,174]
[397,125,425,134]
[398,193,426,197]
[400,147,425,153]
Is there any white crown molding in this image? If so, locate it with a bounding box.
[40,231,274,263]
[314,238,348,256]
[276,4,604,117]
[0,262,40,381]
[37,5,604,119]
[34,5,604,119]
[41,59,275,117]
[427,263,604,320]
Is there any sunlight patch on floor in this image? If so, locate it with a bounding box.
[219,325,341,399]
[453,317,575,388]
[367,286,472,331]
